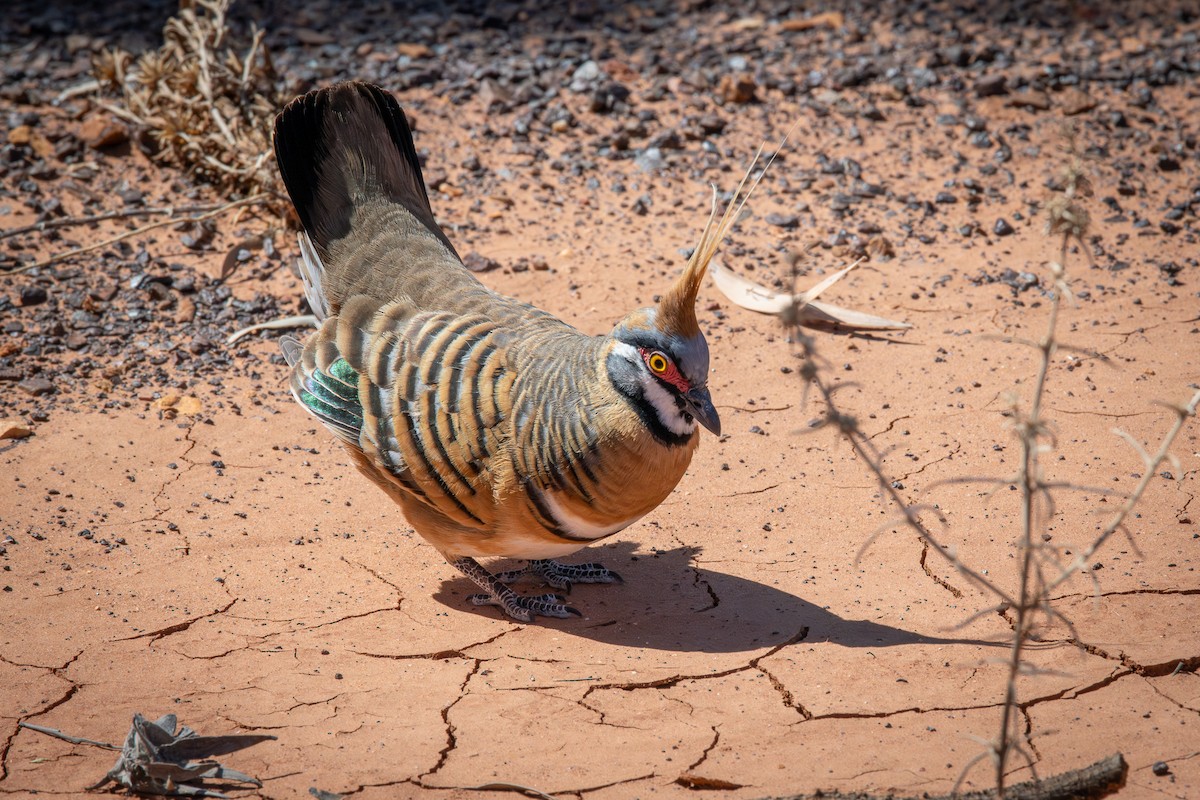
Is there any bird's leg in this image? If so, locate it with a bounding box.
[451,556,581,622]
[493,560,624,593]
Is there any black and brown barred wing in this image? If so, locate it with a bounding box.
[287,295,517,529]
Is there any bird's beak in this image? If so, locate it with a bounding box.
[685,387,721,436]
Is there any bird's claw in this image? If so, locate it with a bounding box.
[496,559,624,592]
[467,591,580,621]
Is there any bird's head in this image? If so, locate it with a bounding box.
[606,156,774,444]
[609,305,720,442]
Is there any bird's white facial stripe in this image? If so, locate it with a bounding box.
[639,369,695,435]
[540,490,643,540]
[612,341,696,436]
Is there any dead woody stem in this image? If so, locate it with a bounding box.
[787,138,1195,799]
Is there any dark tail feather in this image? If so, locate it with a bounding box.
[272,81,458,258]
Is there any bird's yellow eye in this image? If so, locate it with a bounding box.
[648,352,669,374]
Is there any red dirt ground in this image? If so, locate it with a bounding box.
[2,6,1198,799]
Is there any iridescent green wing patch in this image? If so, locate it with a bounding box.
[298,357,363,442]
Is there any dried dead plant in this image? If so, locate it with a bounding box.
[20,714,274,798]
[762,129,1198,798]
[92,0,284,198]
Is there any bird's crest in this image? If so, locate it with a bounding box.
[656,140,784,337]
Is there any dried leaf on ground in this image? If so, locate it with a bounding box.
[710,259,911,331]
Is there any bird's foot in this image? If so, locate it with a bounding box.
[494,559,625,593]
[453,556,582,622]
[467,591,580,622]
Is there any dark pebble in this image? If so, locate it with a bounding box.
[1000,269,1038,292]
[1152,762,1170,776]
[765,213,800,229]
[589,82,630,114]
[19,285,47,306]
[974,74,1008,97]
[89,283,119,302]
[1158,262,1183,285]
[17,377,55,396]
[697,113,725,134]
[462,252,501,273]
[648,129,683,151]
[1157,155,1180,172]
[994,218,1014,236]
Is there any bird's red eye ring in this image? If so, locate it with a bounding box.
[638,347,691,392]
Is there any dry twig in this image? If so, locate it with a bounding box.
[0,199,270,241]
[2,194,267,274]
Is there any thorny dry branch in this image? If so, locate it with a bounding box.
[779,130,1195,799]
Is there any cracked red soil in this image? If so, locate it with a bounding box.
[3,15,1200,800]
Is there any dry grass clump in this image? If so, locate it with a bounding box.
[91,0,284,198]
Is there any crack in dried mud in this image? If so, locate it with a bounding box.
[136,421,201,549]
[0,648,85,782]
[2,683,82,782]
[579,627,810,721]
[569,771,658,796]
[1144,676,1200,716]
[868,414,914,441]
[0,650,83,673]
[756,663,814,721]
[1071,637,1200,678]
[801,664,1135,727]
[116,596,238,642]
[1047,586,1200,604]
[220,694,343,732]
[685,725,722,771]
[895,442,963,483]
[1020,705,1042,762]
[354,628,517,662]
[718,483,781,498]
[416,659,483,783]
[918,539,965,599]
[674,534,719,612]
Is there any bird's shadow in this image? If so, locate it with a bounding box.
[433,543,1005,654]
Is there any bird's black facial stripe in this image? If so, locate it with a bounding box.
[606,346,694,447]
